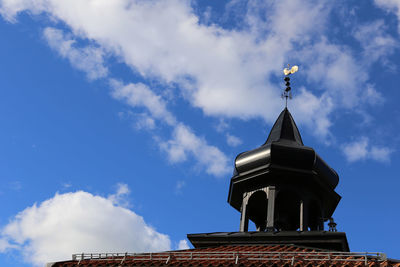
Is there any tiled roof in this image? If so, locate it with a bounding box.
[48,244,400,267]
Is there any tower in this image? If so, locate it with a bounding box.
[188,66,349,251]
[227,66,341,234]
[228,107,341,233]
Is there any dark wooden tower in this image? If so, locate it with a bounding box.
[228,107,341,233]
[188,69,348,251]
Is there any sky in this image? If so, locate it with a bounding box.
[0,0,399,266]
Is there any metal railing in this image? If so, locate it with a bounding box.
[72,250,387,265]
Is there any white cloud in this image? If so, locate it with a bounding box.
[0,188,171,266]
[0,0,390,148]
[298,38,369,109]
[215,119,230,133]
[342,137,368,162]
[61,183,72,189]
[342,137,393,163]
[107,183,130,207]
[112,81,230,177]
[177,239,190,250]
[374,0,400,31]
[226,134,242,147]
[370,146,393,162]
[118,111,157,130]
[353,20,398,66]
[160,124,230,177]
[291,87,334,140]
[0,0,348,135]
[135,113,156,130]
[361,84,385,106]
[43,27,108,80]
[111,81,176,126]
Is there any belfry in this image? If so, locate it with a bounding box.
[229,106,340,234]
[187,105,349,251]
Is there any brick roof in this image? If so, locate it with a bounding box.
[48,244,400,267]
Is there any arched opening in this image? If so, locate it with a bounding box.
[308,199,323,230]
[247,190,268,231]
[274,190,301,231]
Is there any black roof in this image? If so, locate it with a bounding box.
[264,108,303,146]
[229,107,340,217]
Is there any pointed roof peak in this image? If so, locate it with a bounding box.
[264,108,304,146]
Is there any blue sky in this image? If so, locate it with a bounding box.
[0,0,399,266]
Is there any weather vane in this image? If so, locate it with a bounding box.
[282,64,299,108]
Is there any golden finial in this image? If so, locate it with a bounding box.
[283,64,299,76]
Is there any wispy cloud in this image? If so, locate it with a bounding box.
[342,137,393,163]
[111,81,177,126]
[354,19,398,67]
[108,183,131,207]
[0,0,392,163]
[40,25,232,177]
[177,239,190,250]
[43,27,108,80]
[8,181,22,192]
[111,81,230,177]
[174,180,185,194]
[0,0,366,137]
[160,123,230,176]
[374,0,400,32]
[226,134,242,147]
[134,113,157,130]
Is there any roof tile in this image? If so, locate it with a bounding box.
[49,244,400,267]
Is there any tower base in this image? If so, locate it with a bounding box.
[187,231,349,252]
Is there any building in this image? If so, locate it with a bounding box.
[48,76,400,267]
